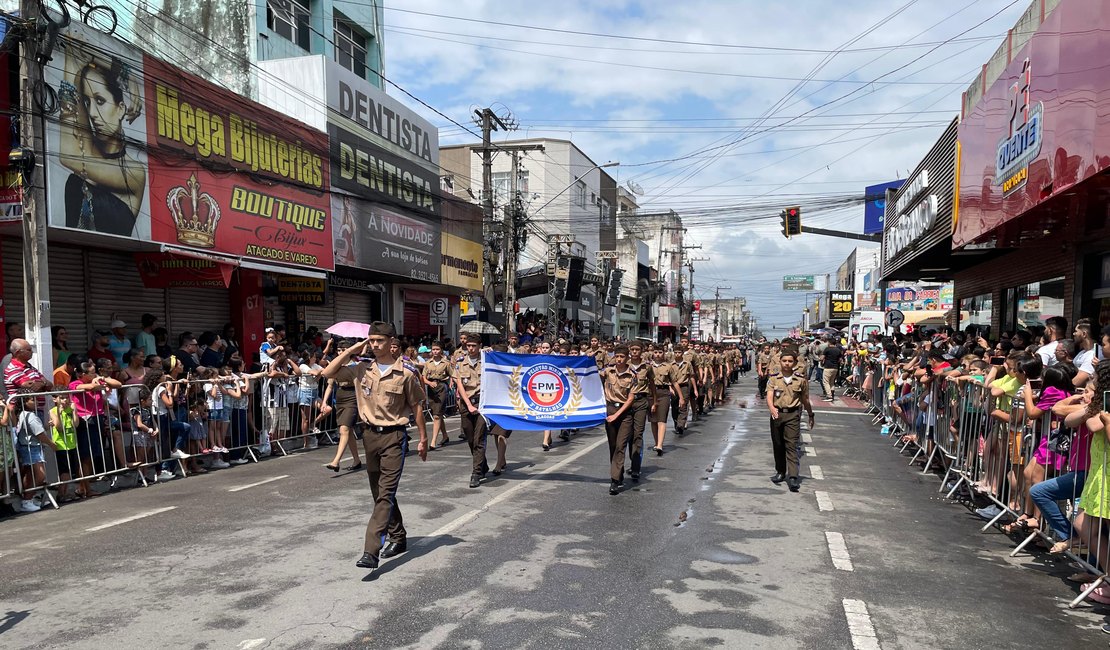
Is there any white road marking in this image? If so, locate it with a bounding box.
[802,433,813,444]
[425,436,610,540]
[815,491,834,511]
[810,465,825,480]
[228,475,289,492]
[806,446,817,457]
[842,599,881,650]
[237,640,267,650]
[85,506,177,532]
[825,531,853,571]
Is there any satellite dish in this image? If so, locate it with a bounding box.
[626,180,644,196]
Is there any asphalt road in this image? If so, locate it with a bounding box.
[0,375,1107,649]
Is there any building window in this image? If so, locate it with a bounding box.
[267,0,311,51]
[492,170,529,204]
[1012,277,1065,332]
[334,16,369,79]
[959,292,993,336]
[573,180,587,207]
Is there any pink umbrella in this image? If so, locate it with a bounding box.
[326,321,370,338]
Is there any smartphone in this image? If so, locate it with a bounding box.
[990,357,1006,366]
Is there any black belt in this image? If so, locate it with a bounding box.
[778,406,801,413]
[364,424,407,433]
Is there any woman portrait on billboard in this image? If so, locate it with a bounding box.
[57,37,145,237]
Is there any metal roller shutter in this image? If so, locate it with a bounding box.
[87,249,167,338]
[334,290,373,323]
[48,246,90,350]
[403,302,432,338]
[167,286,231,339]
[303,296,336,331]
[1,237,23,333]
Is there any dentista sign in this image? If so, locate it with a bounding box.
[885,169,938,263]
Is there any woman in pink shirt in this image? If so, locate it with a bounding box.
[70,360,122,486]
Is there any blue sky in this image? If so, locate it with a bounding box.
[384,0,1030,334]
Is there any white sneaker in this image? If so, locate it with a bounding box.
[210,460,231,469]
[229,458,248,465]
[219,445,231,453]
[157,470,176,482]
[311,427,322,435]
[171,449,190,460]
[20,499,41,513]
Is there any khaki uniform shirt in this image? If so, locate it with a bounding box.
[594,350,609,369]
[757,352,772,373]
[352,359,425,426]
[767,372,809,410]
[628,362,655,396]
[672,358,695,385]
[769,352,782,375]
[602,366,634,404]
[651,361,676,387]
[423,358,453,383]
[454,356,483,401]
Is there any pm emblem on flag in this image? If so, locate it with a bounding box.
[480,352,606,431]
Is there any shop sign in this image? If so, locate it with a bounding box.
[863,179,904,234]
[829,291,854,318]
[278,277,326,305]
[333,195,441,282]
[884,167,938,263]
[328,123,440,218]
[134,253,233,288]
[0,170,21,224]
[441,232,483,292]
[955,1,1110,247]
[42,21,333,269]
[328,275,384,293]
[783,274,815,291]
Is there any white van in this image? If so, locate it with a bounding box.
[848,311,886,342]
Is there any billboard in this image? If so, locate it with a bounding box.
[863,179,904,234]
[829,291,854,319]
[44,22,333,269]
[885,283,954,311]
[333,194,441,283]
[954,1,1110,247]
[783,274,815,291]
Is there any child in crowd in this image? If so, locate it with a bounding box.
[129,388,159,481]
[49,393,83,501]
[187,399,210,474]
[3,392,57,512]
[297,347,324,449]
[203,366,229,455]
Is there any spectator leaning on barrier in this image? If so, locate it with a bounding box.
[2,392,56,513]
[5,338,53,399]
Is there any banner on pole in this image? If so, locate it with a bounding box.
[479,352,606,431]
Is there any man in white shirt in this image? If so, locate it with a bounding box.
[1073,321,1097,386]
[1035,316,1067,367]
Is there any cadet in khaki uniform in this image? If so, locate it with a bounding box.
[422,342,453,449]
[601,346,635,495]
[756,344,772,399]
[454,335,490,488]
[650,347,682,455]
[766,348,815,493]
[321,321,428,572]
[670,347,696,435]
[626,342,656,481]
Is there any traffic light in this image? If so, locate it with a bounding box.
[605,268,623,306]
[780,206,802,238]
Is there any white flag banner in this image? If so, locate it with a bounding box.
[478,351,607,431]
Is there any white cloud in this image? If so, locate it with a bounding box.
[383,0,1030,333]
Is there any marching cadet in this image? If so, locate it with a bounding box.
[321,321,428,572]
[670,344,696,435]
[626,342,656,481]
[487,344,512,476]
[422,342,453,450]
[650,347,682,454]
[756,343,772,399]
[766,347,815,493]
[454,335,490,488]
[601,345,635,495]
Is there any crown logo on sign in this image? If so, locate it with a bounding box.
[166,174,220,248]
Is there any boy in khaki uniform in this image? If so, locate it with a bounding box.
[322,321,428,572]
[650,347,682,455]
[626,343,656,481]
[601,346,635,495]
[756,344,772,399]
[454,335,489,488]
[422,342,453,449]
[670,349,696,435]
[766,348,815,493]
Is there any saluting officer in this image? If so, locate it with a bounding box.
[423,342,453,450]
[650,347,682,455]
[321,321,428,572]
[625,342,656,481]
[454,335,489,488]
[601,346,635,495]
[766,347,815,493]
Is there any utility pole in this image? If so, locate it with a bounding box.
[19,0,52,365]
[688,255,709,340]
[474,108,508,227]
[503,144,542,332]
[713,286,731,342]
